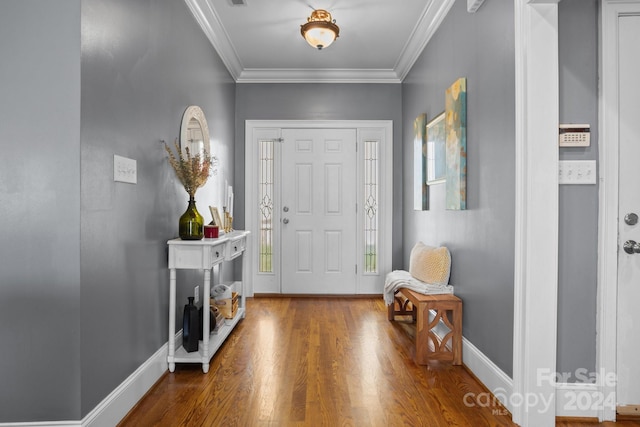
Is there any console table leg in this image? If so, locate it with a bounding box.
[168,268,176,370]
[202,268,211,367]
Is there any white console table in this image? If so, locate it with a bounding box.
[167,230,250,373]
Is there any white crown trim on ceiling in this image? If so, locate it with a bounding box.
[236,68,402,84]
[185,0,457,84]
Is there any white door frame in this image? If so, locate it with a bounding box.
[244,120,393,296]
[512,1,560,425]
[597,0,640,421]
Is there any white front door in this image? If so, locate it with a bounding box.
[616,13,640,413]
[246,120,392,296]
[280,128,357,294]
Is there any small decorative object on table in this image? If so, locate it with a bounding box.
[209,206,223,233]
[223,207,233,233]
[164,140,211,240]
[224,184,234,232]
[204,224,219,238]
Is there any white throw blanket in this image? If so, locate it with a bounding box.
[383,270,454,306]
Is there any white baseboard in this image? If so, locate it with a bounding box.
[461,336,514,412]
[433,319,602,419]
[81,339,170,427]
[0,422,81,427]
[555,382,602,418]
[431,318,514,413]
[0,338,169,427]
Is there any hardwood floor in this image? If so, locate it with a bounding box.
[119,297,640,427]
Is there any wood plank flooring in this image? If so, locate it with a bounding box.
[119,297,640,427]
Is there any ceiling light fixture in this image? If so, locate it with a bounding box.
[300,9,339,50]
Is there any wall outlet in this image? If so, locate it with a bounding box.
[194,285,200,304]
[114,154,137,184]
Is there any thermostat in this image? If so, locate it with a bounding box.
[559,124,590,147]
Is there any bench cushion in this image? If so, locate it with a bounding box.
[409,242,451,286]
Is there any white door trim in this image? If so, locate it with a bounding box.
[598,1,640,421]
[244,120,393,296]
[513,1,560,425]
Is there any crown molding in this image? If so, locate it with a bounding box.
[394,0,456,81]
[186,0,454,83]
[236,68,402,84]
[185,0,243,80]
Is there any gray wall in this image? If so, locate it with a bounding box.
[0,0,235,422]
[402,0,516,375]
[401,0,601,379]
[234,84,404,267]
[0,1,82,422]
[80,0,235,416]
[557,0,599,379]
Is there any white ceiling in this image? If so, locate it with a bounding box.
[185,0,483,83]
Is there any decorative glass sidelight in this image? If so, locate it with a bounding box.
[363,139,379,273]
[258,139,275,273]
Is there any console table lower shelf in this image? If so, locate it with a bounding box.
[169,307,245,373]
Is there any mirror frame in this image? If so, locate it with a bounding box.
[180,105,210,157]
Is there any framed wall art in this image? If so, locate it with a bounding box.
[426,111,446,185]
[445,78,467,210]
[413,113,428,210]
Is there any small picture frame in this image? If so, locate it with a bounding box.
[426,111,446,185]
[209,206,223,228]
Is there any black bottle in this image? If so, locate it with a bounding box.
[183,297,199,352]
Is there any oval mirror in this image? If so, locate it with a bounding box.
[180,106,210,159]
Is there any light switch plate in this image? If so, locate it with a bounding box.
[114,155,137,184]
[558,160,596,185]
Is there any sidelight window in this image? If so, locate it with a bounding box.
[363,139,378,273]
[258,139,274,273]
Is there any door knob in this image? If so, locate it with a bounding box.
[624,213,638,226]
[282,218,289,224]
[623,240,640,254]
[283,206,289,212]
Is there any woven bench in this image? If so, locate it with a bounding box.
[388,288,462,365]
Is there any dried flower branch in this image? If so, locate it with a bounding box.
[164,139,211,198]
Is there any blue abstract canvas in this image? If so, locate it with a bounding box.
[445,78,467,210]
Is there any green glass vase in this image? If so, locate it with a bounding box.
[179,197,204,240]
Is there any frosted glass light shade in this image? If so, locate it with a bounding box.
[300,10,339,50]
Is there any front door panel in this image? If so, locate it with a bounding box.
[616,13,640,410]
[281,128,357,294]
